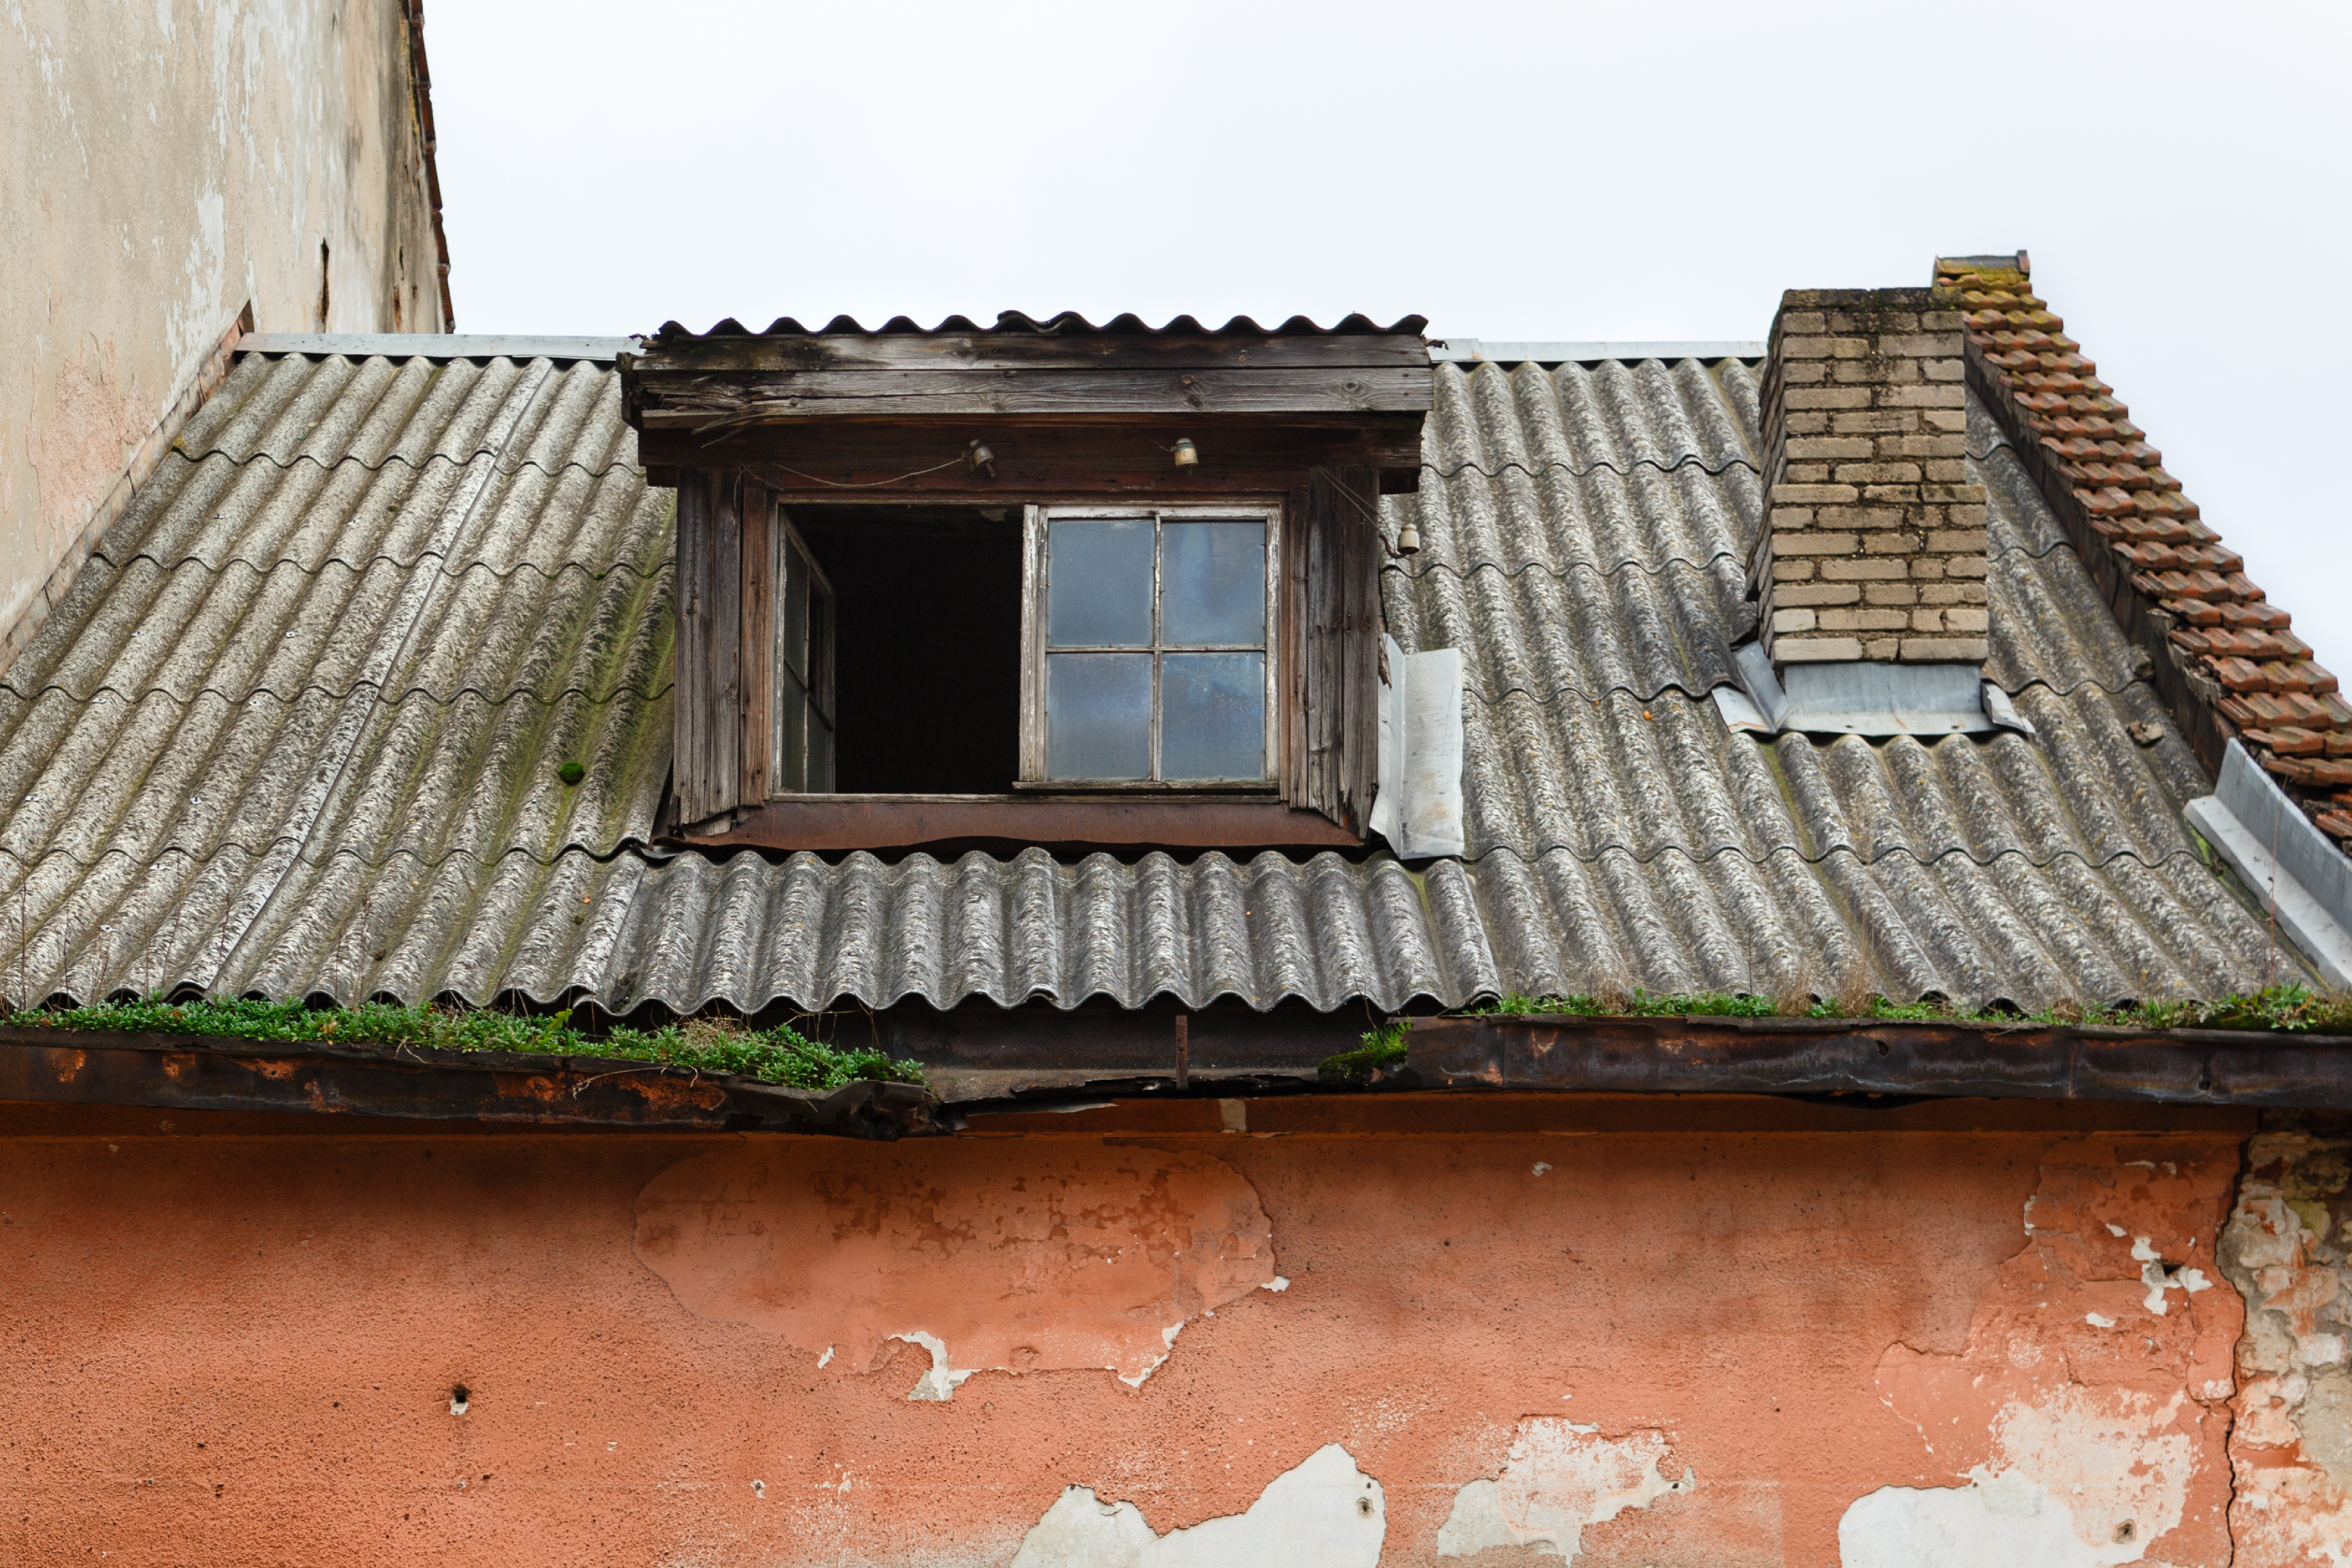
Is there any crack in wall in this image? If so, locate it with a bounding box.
[633,1139,1279,1399]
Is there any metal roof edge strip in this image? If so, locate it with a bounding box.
[236,334,635,361]
[2184,741,2352,988]
[1430,340,1767,366]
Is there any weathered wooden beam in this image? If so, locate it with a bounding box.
[632,366,1433,423]
[636,416,1425,495]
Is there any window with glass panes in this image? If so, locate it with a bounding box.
[772,519,835,792]
[1021,506,1280,784]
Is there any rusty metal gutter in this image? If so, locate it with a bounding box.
[0,1029,937,1139]
[6,1013,2352,1131]
[1391,1015,2352,1107]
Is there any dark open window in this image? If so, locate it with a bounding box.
[785,505,1021,794]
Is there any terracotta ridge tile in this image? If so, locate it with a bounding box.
[1935,251,2352,848]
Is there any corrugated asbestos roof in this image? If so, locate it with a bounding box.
[0,347,2292,1016]
[645,310,1429,345]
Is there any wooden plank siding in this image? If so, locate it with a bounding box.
[633,367,1433,425]
[1291,466,1383,835]
[672,470,744,827]
[737,477,774,806]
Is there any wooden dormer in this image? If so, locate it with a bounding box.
[620,313,1431,852]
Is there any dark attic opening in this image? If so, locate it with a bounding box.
[787,503,1023,794]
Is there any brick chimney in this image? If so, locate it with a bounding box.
[1754,289,1989,669]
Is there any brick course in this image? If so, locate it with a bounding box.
[1755,286,1990,667]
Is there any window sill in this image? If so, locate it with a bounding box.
[672,794,1362,854]
[1006,780,1278,794]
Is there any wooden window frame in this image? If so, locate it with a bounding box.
[672,467,1380,851]
[770,513,836,794]
[1016,502,1285,792]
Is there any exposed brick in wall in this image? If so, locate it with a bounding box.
[2219,1126,2352,1562]
[1938,253,2352,852]
[1754,288,1989,667]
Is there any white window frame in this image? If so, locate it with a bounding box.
[1019,503,1284,788]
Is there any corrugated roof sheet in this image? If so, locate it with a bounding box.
[645,310,1429,345]
[0,346,2294,1016]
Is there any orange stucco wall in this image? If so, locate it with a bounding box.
[0,1096,2260,1565]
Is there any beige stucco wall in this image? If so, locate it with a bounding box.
[1,0,446,665]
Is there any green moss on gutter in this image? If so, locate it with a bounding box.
[1,996,925,1092]
[1466,982,2352,1034]
[1318,1021,1410,1083]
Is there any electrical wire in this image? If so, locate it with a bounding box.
[761,456,968,490]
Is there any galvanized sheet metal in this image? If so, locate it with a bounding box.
[236,334,634,362]
[0,350,2293,1016]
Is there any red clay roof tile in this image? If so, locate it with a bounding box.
[1937,251,2351,859]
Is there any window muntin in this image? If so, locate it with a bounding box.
[1030,507,1279,785]
[773,519,836,792]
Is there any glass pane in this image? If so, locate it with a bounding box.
[1161,521,1265,647]
[1161,652,1265,780]
[809,713,834,793]
[1048,519,1153,647]
[1046,653,1152,780]
[780,541,810,682]
[777,670,807,792]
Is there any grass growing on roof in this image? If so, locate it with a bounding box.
[1318,1021,1410,1083]
[1466,983,2352,1034]
[1470,989,1786,1019]
[0,995,926,1091]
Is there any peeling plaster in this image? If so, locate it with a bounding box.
[1859,1138,2240,1567]
[633,1140,1277,1397]
[894,1331,972,1403]
[1839,1387,2193,1566]
[1009,1444,1382,1568]
[2130,1236,2212,1316]
[1435,1420,1692,1560]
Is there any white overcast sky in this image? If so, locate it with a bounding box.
[432,0,2352,658]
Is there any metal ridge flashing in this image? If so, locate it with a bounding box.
[2184,741,2352,988]
[236,333,635,361]
[1430,339,1767,366]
